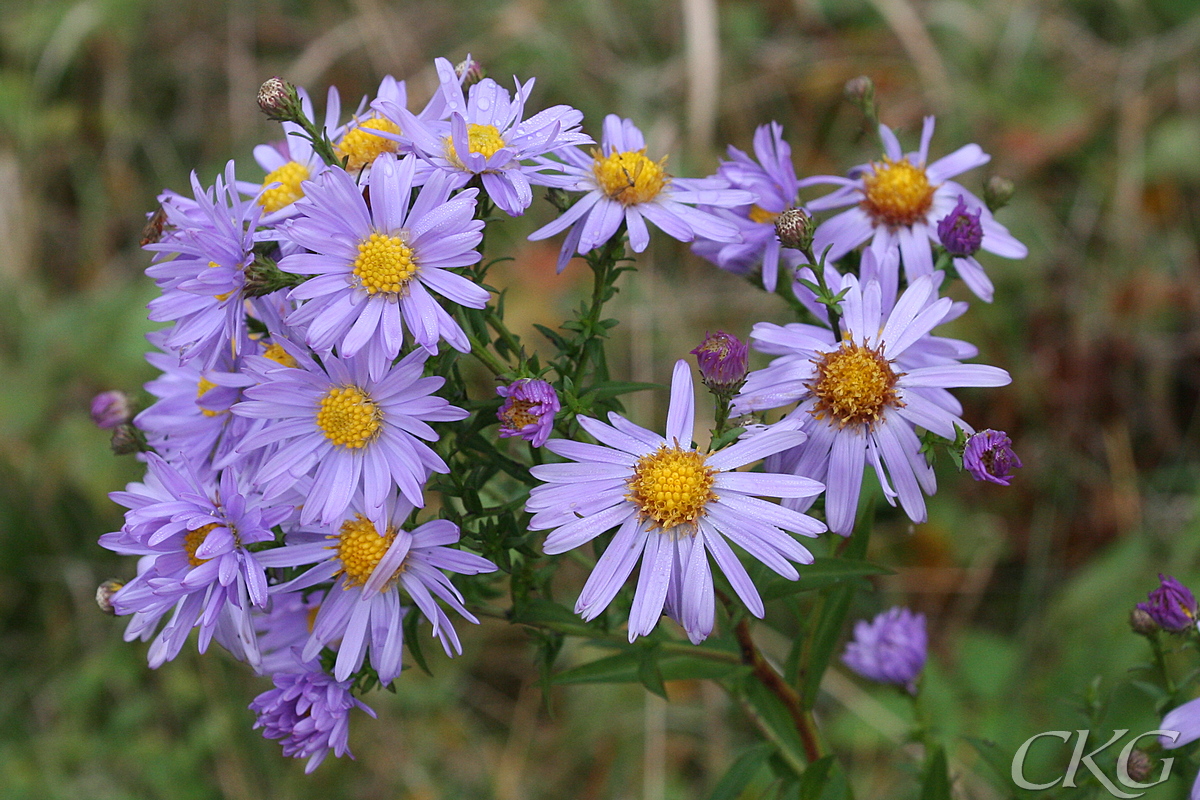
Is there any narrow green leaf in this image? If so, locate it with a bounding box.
[920,745,952,800]
[761,557,891,602]
[554,649,749,685]
[510,597,597,637]
[740,675,807,778]
[638,646,668,699]
[705,744,774,800]
[965,737,1034,800]
[403,608,432,676]
[579,381,661,402]
[800,503,873,708]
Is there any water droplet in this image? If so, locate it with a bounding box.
[478,98,490,111]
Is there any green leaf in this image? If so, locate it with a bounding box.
[554,648,749,686]
[510,597,597,638]
[638,646,668,699]
[920,745,952,800]
[579,381,661,402]
[403,608,432,676]
[533,323,570,350]
[800,503,873,708]
[797,755,835,800]
[705,744,774,800]
[964,736,1034,800]
[760,557,891,602]
[740,674,807,778]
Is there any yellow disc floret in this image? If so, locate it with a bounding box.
[262,343,298,369]
[196,377,223,418]
[332,514,401,588]
[444,123,507,168]
[183,523,220,568]
[860,157,936,228]
[258,161,310,212]
[352,232,417,296]
[808,341,903,429]
[499,399,537,431]
[592,149,668,206]
[748,204,779,225]
[627,445,717,534]
[317,385,382,449]
[335,117,401,172]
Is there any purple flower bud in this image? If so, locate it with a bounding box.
[842,607,927,694]
[496,379,560,448]
[91,390,132,429]
[1137,574,1198,633]
[963,429,1022,485]
[250,670,375,773]
[936,195,984,257]
[690,331,749,392]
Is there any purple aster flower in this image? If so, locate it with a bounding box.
[842,606,927,694]
[377,57,592,216]
[735,274,1011,535]
[233,346,466,529]
[251,589,325,675]
[496,378,560,447]
[963,429,1022,485]
[277,153,488,363]
[528,115,753,272]
[144,162,261,367]
[1160,697,1200,800]
[691,122,807,292]
[250,669,376,773]
[256,492,497,684]
[527,359,826,644]
[802,117,1027,291]
[691,331,749,393]
[91,390,132,429]
[98,455,291,669]
[1138,574,1198,633]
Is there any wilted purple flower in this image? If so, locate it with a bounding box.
[963,429,1022,485]
[496,378,560,447]
[691,331,749,392]
[842,606,927,694]
[91,390,132,429]
[1138,574,1198,633]
[937,195,983,257]
[250,669,376,773]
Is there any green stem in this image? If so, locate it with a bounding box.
[1150,632,1176,695]
[570,232,625,388]
[465,329,508,376]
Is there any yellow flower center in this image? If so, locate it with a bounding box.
[808,341,903,429]
[335,118,401,172]
[352,232,417,296]
[500,399,538,430]
[332,514,401,588]
[860,157,936,228]
[316,386,382,449]
[592,149,668,206]
[262,343,298,368]
[443,123,507,168]
[258,161,310,213]
[183,523,220,568]
[196,377,222,418]
[748,204,779,225]
[627,446,717,533]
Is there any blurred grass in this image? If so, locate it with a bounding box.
[4,0,1200,797]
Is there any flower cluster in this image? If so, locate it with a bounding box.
[95,61,1027,776]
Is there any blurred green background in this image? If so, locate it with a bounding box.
[3,0,1200,797]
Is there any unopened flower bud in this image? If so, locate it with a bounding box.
[244,254,305,298]
[775,208,813,252]
[844,75,874,106]
[936,195,984,257]
[1138,574,1198,633]
[110,422,145,456]
[691,331,749,393]
[1124,750,1154,784]
[984,175,1015,213]
[496,379,560,448]
[1129,607,1158,636]
[455,57,487,87]
[96,579,124,615]
[257,77,303,122]
[91,390,132,429]
[963,429,1022,485]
